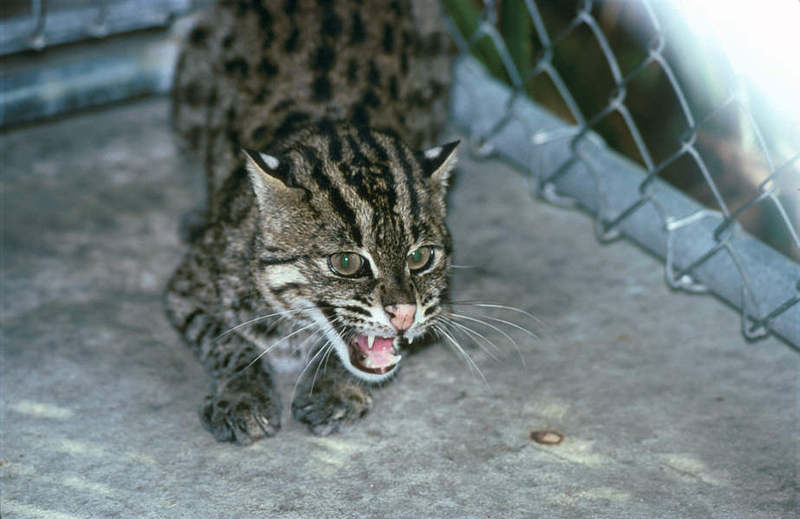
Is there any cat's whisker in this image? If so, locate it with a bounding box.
[481,315,541,341]
[290,327,327,359]
[446,300,544,326]
[432,323,489,388]
[215,306,318,340]
[309,341,335,397]
[444,311,527,366]
[291,340,333,403]
[296,316,346,396]
[240,320,320,372]
[436,315,501,360]
[321,341,336,375]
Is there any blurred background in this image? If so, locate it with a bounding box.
[2,0,798,262]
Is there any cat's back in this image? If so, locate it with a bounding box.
[172,0,452,202]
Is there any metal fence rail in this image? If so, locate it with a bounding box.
[1,0,190,55]
[0,0,202,127]
[445,0,800,348]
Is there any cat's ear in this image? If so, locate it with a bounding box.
[243,148,298,210]
[420,140,459,191]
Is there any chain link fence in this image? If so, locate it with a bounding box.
[444,0,799,348]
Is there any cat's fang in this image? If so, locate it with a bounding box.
[367,335,375,350]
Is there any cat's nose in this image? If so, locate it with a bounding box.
[385,304,416,332]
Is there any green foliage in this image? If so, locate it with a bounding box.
[442,0,510,82]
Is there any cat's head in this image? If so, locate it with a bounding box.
[244,122,457,382]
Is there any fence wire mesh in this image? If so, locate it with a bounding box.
[444,0,800,347]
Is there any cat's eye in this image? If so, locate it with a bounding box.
[407,247,434,272]
[328,252,367,277]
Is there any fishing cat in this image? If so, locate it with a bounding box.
[165,0,456,443]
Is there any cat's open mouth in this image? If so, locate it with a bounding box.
[348,335,402,375]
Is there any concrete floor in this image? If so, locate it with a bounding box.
[1,98,798,518]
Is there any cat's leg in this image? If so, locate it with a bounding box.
[291,353,375,436]
[165,260,281,445]
[198,336,281,445]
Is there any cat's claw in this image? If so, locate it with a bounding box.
[201,374,281,445]
[292,382,372,436]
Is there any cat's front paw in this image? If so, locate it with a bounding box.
[201,374,281,445]
[292,381,372,436]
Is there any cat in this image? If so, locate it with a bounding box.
[165,0,458,443]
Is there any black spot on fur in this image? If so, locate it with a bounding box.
[186,127,202,147]
[218,167,253,224]
[178,309,203,333]
[188,26,209,46]
[382,24,394,53]
[259,57,279,77]
[226,128,241,153]
[350,11,365,43]
[263,28,275,50]
[222,33,234,49]
[367,61,380,84]
[252,2,273,26]
[283,0,298,15]
[251,126,267,143]
[428,35,443,54]
[274,111,311,140]
[313,45,336,71]
[401,29,412,49]
[361,90,381,108]
[234,0,249,17]
[224,57,249,78]
[284,27,300,52]
[312,76,332,101]
[252,322,271,335]
[389,75,398,100]
[183,81,204,106]
[321,10,342,38]
[346,59,359,83]
[351,104,370,127]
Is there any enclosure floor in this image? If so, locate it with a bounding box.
[2,98,797,519]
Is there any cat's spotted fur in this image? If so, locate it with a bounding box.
[165,0,455,442]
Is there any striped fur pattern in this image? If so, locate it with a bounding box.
[165,0,456,442]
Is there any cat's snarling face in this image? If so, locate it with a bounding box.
[244,123,458,382]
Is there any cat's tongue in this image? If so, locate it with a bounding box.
[353,335,401,371]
